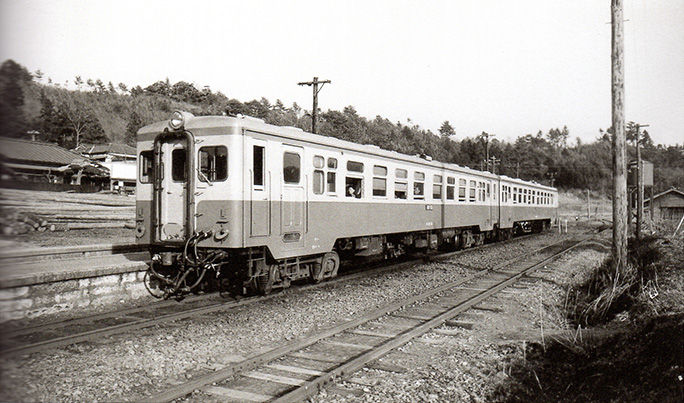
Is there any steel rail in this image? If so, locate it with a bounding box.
[138,234,589,403]
[3,233,534,357]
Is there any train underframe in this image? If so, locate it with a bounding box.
[145,219,550,300]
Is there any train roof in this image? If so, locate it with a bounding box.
[138,112,556,192]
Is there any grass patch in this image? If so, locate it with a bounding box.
[489,229,684,402]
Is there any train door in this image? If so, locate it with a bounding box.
[489,180,500,229]
[280,145,306,249]
[248,136,270,237]
[158,138,190,241]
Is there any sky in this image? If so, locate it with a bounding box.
[1,0,683,146]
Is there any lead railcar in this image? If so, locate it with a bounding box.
[136,111,557,298]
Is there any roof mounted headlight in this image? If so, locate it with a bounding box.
[169,110,194,131]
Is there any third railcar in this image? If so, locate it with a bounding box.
[136,111,557,298]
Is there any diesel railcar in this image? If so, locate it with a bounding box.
[136,111,558,298]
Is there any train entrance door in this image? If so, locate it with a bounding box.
[249,137,270,237]
[158,139,190,241]
[280,145,306,249]
[488,180,499,229]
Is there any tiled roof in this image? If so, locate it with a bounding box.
[79,143,136,156]
[0,137,86,166]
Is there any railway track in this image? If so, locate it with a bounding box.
[138,234,592,403]
[0,234,536,358]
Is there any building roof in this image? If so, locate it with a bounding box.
[78,143,136,157]
[649,188,684,201]
[0,137,86,166]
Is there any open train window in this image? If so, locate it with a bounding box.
[346,177,363,198]
[198,146,228,182]
[395,169,408,199]
[283,152,300,184]
[139,150,153,183]
[172,149,186,182]
[414,172,425,199]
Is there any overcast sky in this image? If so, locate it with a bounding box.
[1,0,682,146]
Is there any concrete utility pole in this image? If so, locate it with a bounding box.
[611,0,628,271]
[298,77,331,134]
[635,123,649,240]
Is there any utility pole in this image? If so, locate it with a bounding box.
[298,77,330,134]
[481,132,496,172]
[611,0,628,272]
[635,123,649,240]
[489,156,499,174]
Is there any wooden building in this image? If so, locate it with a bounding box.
[646,188,684,221]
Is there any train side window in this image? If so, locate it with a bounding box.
[313,155,324,169]
[395,168,408,199]
[172,148,187,182]
[446,177,455,200]
[313,170,324,194]
[469,180,476,202]
[347,160,364,172]
[433,175,442,200]
[458,179,466,202]
[328,158,338,169]
[253,145,264,187]
[327,172,336,193]
[373,165,387,197]
[139,150,154,183]
[346,177,363,198]
[513,187,518,204]
[198,146,228,182]
[413,172,425,199]
[283,152,300,184]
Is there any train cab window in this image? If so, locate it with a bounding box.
[283,152,300,184]
[253,146,264,186]
[469,180,476,202]
[172,149,187,182]
[413,172,425,199]
[373,165,387,197]
[487,183,492,200]
[395,168,408,199]
[327,158,337,193]
[346,177,363,198]
[458,179,467,202]
[199,146,228,182]
[139,150,153,183]
[433,175,443,200]
[313,170,324,194]
[446,177,455,200]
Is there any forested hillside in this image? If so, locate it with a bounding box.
[1,59,682,192]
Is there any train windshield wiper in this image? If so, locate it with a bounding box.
[197,169,213,186]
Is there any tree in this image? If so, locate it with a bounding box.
[439,121,455,137]
[0,59,32,138]
[124,111,143,146]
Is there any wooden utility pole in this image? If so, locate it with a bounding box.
[481,132,496,172]
[298,77,330,134]
[611,0,628,271]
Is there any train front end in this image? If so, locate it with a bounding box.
[135,111,243,299]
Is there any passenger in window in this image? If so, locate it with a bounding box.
[347,185,356,197]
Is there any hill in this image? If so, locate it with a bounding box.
[1,59,682,193]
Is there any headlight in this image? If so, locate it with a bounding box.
[169,110,194,130]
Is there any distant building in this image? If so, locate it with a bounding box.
[646,188,684,221]
[77,143,137,193]
[0,137,109,191]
